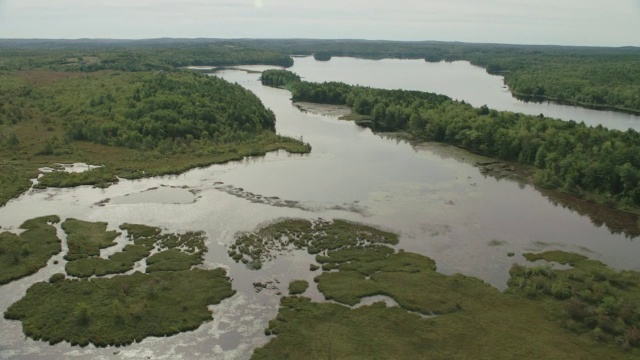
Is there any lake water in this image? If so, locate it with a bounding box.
[1,58,639,360]
[288,57,640,131]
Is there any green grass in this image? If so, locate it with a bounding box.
[523,250,588,265]
[5,221,236,347]
[288,280,309,295]
[65,243,152,278]
[246,219,640,359]
[4,269,235,347]
[61,219,120,261]
[0,215,61,284]
[146,248,202,272]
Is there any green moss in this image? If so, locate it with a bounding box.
[61,219,120,261]
[4,269,235,347]
[288,280,309,295]
[0,215,61,285]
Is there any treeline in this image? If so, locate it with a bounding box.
[246,39,640,113]
[262,70,640,209]
[0,43,293,72]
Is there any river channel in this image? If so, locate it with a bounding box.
[0,58,639,359]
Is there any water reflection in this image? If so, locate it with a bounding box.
[289,57,640,131]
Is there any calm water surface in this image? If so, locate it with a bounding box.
[1,60,639,360]
[289,57,640,131]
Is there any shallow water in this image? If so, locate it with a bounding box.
[1,61,640,359]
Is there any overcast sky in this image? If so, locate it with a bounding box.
[0,0,638,46]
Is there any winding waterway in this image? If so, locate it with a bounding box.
[1,58,639,360]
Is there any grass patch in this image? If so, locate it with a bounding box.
[288,280,309,295]
[61,219,120,261]
[4,269,235,347]
[146,248,202,272]
[229,218,398,267]
[65,244,152,278]
[523,250,588,265]
[65,224,207,278]
[0,215,61,285]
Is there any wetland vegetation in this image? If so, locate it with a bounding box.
[4,221,235,347]
[234,219,640,359]
[0,215,61,285]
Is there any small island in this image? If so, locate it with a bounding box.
[0,215,61,285]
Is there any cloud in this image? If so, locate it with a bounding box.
[0,0,637,46]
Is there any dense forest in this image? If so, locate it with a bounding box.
[3,39,638,112]
[0,41,293,72]
[0,45,308,206]
[262,69,640,210]
[244,39,640,113]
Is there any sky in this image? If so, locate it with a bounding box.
[0,0,638,46]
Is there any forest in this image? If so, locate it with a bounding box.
[262,69,640,211]
[0,45,309,206]
[244,39,640,113]
[3,39,638,113]
[0,41,293,72]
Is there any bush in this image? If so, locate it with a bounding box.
[289,280,309,295]
[49,273,65,283]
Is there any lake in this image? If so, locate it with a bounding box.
[1,58,639,359]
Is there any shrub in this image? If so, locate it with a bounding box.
[289,280,309,295]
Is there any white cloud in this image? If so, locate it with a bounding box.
[0,0,637,46]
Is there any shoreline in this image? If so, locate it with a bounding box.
[294,100,640,228]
